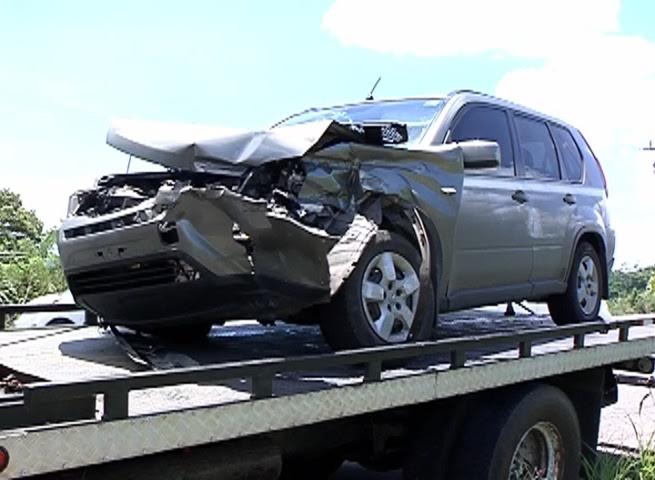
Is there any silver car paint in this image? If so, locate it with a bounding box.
[58,128,466,325]
[427,92,614,307]
[57,91,614,326]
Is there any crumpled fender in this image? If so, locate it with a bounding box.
[299,142,465,285]
[160,141,464,305]
[163,187,377,300]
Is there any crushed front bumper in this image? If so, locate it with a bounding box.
[58,187,376,327]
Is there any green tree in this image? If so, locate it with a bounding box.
[0,189,43,249]
[0,189,66,304]
[608,265,655,315]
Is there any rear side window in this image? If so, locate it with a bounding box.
[514,116,560,180]
[551,125,583,182]
[573,130,607,194]
[450,105,514,175]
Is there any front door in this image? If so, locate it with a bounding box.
[446,104,533,309]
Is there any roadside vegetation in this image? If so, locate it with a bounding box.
[0,188,66,305]
[609,265,655,315]
[584,450,655,480]
[583,391,655,480]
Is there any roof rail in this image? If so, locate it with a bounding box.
[447,89,496,99]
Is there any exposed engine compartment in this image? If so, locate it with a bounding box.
[67,156,358,240]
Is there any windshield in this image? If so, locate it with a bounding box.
[275,98,445,144]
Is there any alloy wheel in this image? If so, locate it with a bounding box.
[360,251,420,343]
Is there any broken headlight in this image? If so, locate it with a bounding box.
[66,192,82,217]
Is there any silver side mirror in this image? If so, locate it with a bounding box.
[459,140,501,169]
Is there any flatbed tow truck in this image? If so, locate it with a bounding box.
[0,304,653,480]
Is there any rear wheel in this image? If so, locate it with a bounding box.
[319,230,434,350]
[548,242,603,325]
[447,385,581,480]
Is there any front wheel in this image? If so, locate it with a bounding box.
[319,230,435,350]
[548,242,603,325]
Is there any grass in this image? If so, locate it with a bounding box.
[583,450,655,480]
[583,390,655,479]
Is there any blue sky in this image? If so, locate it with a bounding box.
[1,0,654,265]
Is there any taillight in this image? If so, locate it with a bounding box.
[577,130,608,197]
[595,156,608,197]
[0,446,9,473]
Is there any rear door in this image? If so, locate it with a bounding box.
[550,124,587,282]
[511,114,575,295]
[445,104,533,309]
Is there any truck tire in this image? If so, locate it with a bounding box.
[319,230,434,350]
[548,242,603,325]
[448,384,581,480]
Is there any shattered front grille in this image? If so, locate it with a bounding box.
[68,259,197,295]
[64,213,140,239]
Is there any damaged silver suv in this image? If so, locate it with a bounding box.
[58,91,614,349]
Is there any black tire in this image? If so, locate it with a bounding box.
[548,242,603,325]
[319,230,435,350]
[448,384,581,480]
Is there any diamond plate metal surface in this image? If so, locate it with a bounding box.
[1,336,653,478]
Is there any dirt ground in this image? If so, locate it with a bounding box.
[601,380,655,450]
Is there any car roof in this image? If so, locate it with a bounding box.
[281,92,578,133]
[445,90,577,131]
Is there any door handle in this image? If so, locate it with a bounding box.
[511,190,528,204]
[563,193,576,205]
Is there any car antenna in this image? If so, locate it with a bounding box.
[126,154,132,174]
[366,76,382,101]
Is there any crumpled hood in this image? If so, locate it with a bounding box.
[106,119,363,172]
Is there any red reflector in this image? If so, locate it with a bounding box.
[0,446,8,473]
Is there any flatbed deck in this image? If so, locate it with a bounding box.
[0,309,653,478]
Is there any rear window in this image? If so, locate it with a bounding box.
[551,125,583,182]
[574,130,607,193]
[514,116,560,180]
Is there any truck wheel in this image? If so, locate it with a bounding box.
[448,385,581,480]
[548,242,603,325]
[319,230,434,350]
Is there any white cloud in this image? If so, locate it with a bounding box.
[323,0,620,58]
[323,0,655,266]
[495,34,655,266]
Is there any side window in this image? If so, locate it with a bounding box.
[574,130,606,190]
[551,125,583,182]
[450,105,514,175]
[514,115,560,180]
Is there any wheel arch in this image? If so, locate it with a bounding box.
[380,206,444,318]
[567,229,609,299]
